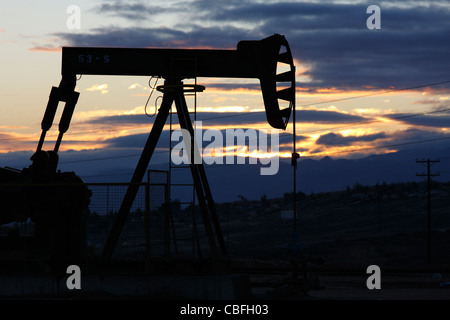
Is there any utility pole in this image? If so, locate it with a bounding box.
[416,159,440,267]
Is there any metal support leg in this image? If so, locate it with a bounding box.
[101,80,227,260]
[101,89,174,260]
[197,163,227,255]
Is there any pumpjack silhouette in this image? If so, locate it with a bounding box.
[0,34,296,270]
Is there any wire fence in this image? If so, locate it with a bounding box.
[0,167,224,265]
[86,170,169,260]
[0,170,173,262]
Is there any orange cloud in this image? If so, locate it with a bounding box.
[0,132,37,153]
[86,84,109,94]
[315,87,346,94]
[28,46,62,53]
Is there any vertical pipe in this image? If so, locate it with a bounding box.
[293,101,297,235]
[427,159,431,267]
[167,103,173,257]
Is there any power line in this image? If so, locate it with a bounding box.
[13,117,450,166]
[5,78,448,143]
[60,153,143,164]
[75,135,450,179]
[416,159,440,267]
[297,80,450,107]
[2,98,449,149]
[199,80,450,122]
[1,79,449,144]
[59,106,450,161]
[59,149,169,165]
[295,107,450,136]
[301,136,450,159]
[3,80,450,167]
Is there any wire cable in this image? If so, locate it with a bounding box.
[70,135,450,179]
[2,79,449,143]
[199,80,450,122]
[3,80,450,168]
[144,76,161,117]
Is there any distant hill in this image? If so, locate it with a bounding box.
[212,180,450,271]
[2,144,450,204]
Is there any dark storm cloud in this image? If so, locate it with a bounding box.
[85,113,156,125]
[191,1,450,91]
[296,110,368,124]
[54,27,185,48]
[316,131,388,146]
[93,2,169,20]
[53,25,253,49]
[196,1,362,28]
[82,109,370,127]
[204,83,261,91]
[374,128,450,152]
[102,132,166,148]
[315,127,450,149]
[101,128,307,150]
[43,1,450,91]
[384,110,450,128]
[197,109,369,126]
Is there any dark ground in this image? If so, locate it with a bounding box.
[1,182,450,300]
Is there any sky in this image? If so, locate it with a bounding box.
[1,0,450,186]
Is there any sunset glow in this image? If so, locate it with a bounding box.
[0,0,449,177]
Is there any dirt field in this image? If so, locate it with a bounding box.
[305,273,450,300]
[245,264,450,300]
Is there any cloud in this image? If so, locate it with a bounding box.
[93,2,169,21]
[316,132,388,146]
[86,84,109,94]
[31,1,450,92]
[387,128,450,145]
[385,111,450,128]
[309,127,450,159]
[201,109,371,127]
[194,1,450,91]
[0,133,36,153]
[202,83,261,92]
[84,113,155,126]
[51,25,248,49]
[82,109,371,129]
[103,132,161,149]
[101,127,306,166]
[128,83,149,90]
[28,45,61,52]
[296,109,369,124]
